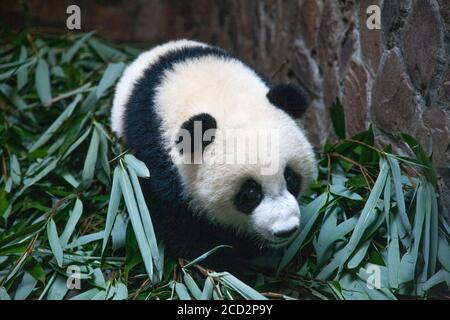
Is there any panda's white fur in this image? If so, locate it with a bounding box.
[112,40,207,137]
[111,40,317,249]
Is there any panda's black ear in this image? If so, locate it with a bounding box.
[267,84,310,118]
[175,113,217,155]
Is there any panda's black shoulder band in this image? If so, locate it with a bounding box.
[267,84,310,118]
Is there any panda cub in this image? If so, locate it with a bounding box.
[111,40,317,268]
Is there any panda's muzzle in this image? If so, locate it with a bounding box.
[273,226,298,239]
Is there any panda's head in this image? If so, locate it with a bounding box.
[173,84,317,248]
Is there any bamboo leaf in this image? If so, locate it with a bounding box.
[278,193,329,272]
[29,94,81,152]
[102,167,122,253]
[59,198,83,247]
[200,277,214,300]
[183,272,202,300]
[113,283,128,300]
[96,62,125,99]
[183,245,231,269]
[124,154,150,178]
[14,272,37,300]
[47,276,68,300]
[17,46,28,90]
[35,58,52,105]
[119,165,153,278]
[127,166,160,269]
[0,287,11,300]
[330,185,363,201]
[338,159,388,270]
[211,272,268,300]
[62,31,95,63]
[47,219,64,267]
[82,128,100,182]
[174,282,191,300]
[387,156,411,233]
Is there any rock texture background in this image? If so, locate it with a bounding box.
[2,0,449,218]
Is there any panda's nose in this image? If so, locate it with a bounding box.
[273,226,298,239]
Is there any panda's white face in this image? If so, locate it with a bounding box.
[185,159,308,247]
[178,118,316,247]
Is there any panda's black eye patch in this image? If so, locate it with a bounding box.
[234,179,263,214]
[284,166,301,197]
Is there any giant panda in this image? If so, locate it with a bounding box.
[111,40,317,269]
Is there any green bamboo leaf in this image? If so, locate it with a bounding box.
[88,38,127,62]
[183,272,202,300]
[317,215,359,269]
[0,287,11,300]
[338,274,369,300]
[0,84,28,110]
[0,59,35,81]
[96,62,125,99]
[124,154,150,178]
[410,181,427,277]
[211,272,267,300]
[111,213,127,250]
[59,171,79,188]
[69,288,101,300]
[419,183,433,285]
[47,276,68,300]
[338,159,388,270]
[347,238,371,269]
[398,251,415,284]
[438,235,450,271]
[9,154,21,186]
[400,133,438,187]
[428,184,439,276]
[97,123,111,179]
[29,262,46,283]
[330,185,363,201]
[183,245,231,269]
[102,167,122,253]
[61,126,92,161]
[82,128,100,182]
[174,282,191,300]
[278,193,329,272]
[35,58,52,105]
[47,219,64,267]
[119,166,153,278]
[17,46,28,90]
[387,215,400,288]
[29,94,82,152]
[315,206,338,266]
[14,272,37,300]
[387,156,411,233]
[113,283,128,300]
[329,99,346,139]
[422,270,450,290]
[127,166,160,269]
[66,231,104,249]
[62,31,95,63]
[59,198,83,247]
[92,268,106,289]
[200,277,214,300]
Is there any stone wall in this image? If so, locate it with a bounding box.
[2,0,449,217]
